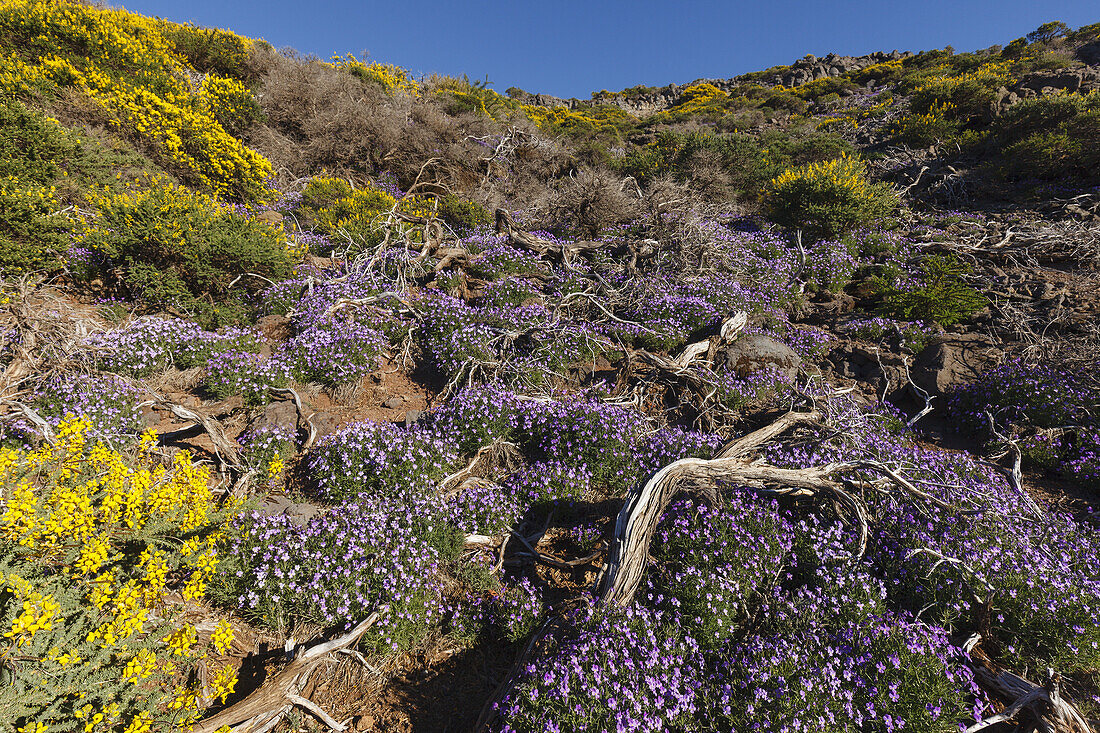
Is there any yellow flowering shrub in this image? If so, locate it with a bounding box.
[0,176,70,274]
[298,175,398,249]
[78,177,296,315]
[0,417,242,731]
[332,54,418,95]
[764,154,896,238]
[0,0,272,201]
[522,104,635,146]
[197,75,263,136]
[668,82,729,117]
[892,60,1015,144]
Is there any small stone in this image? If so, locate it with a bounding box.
[255,210,283,225]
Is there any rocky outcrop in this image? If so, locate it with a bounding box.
[524,51,911,117]
[910,334,1001,396]
[775,51,908,88]
[1015,68,1100,95]
[1076,40,1100,66]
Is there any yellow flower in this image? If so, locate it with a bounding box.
[209,664,238,703]
[211,619,235,655]
[122,648,157,683]
[164,624,198,657]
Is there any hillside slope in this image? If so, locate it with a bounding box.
[0,3,1099,732]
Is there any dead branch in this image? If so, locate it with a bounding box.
[153,400,243,471]
[716,409,820,459]
[193,613,380,733]
[268,386,318,450]
[967,658,1092,733]
[595,456,861,606]
[285,693,348,732]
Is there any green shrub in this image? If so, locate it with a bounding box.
[1027,21,1070,44]
[160,22,258,80]
[297,175,396,247]
[988,91,1100,184]
[615,129,853,200]
[0,177,69,274]
[81,179,294,311]
[0,101,75,185]
[437,193,491,233]
[763,155,896,238]
[873,254,987,326]
[1068,22,1100,43]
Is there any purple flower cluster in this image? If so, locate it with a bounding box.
[646,496,793,647]
[277,315,385,386]
[843,316,941,353]
[443,479,522,536]
[237,421,297,469]
[495,577,545,642]
[808,238,858,292]
[86,316,267,376]
[946,358,1100,488]
[307,420,458,501]
[495,603,704,733]
[224,495,444,650]
[473,242,549,277]
[616,273,767,352]
[23,372,143,441]
[713,615,985,733]
[766,397,1100,671]
[201,350,290,405]
[432,384,721,497]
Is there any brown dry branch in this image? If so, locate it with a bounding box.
[193,613,380,733]
[268,386,318,450]
[0,278,103,399]
[966,648,1092,733]
[595,455,861,606]
[152,400,244,471]
[494,209,629,270]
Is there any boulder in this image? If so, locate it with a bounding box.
[255,314,291,341]
[828,345,907,395]
[720,335,802,378]
[255,210,284,226]
[250,400,299,438]
[258,494,323,526]
[311,411,341,441]
[910,334,1000,395]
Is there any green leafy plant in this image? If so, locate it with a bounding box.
[80,179,294,316]
[873,255,987,326]
[987,91,1100,185]
[437,193,491,233]
[0,177,69,275]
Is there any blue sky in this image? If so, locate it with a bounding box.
[124,1,1099,98]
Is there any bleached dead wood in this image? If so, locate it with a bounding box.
[193,613,380,733]
[154,400,243,470]
[967,661,1092,733]
[595,412,979,606]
